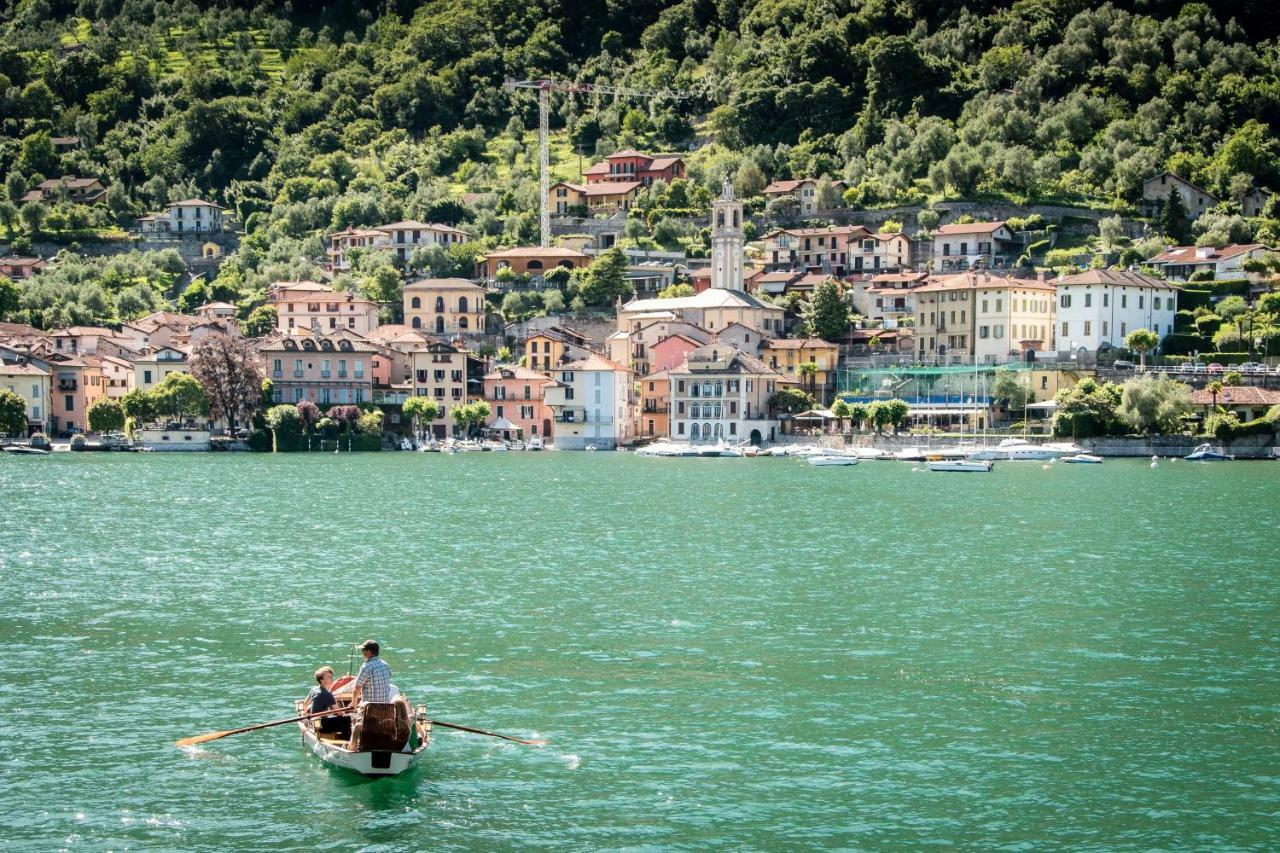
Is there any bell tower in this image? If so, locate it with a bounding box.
[711,177,744,291]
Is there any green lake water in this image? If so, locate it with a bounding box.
[1,452,1277,850]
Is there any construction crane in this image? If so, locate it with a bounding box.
[503,78,691,247]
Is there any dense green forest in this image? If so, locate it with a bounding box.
[2,0,1279,328]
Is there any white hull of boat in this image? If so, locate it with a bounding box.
[927,460,994,472]
[808,455,858,466]
[1184,443,1234,461]
[295,701,429,777]
[1060,454,1103,464]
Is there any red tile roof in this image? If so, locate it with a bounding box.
[1147,244,1267,264]
[1190,386,1280,406]
[935,221,1009,235]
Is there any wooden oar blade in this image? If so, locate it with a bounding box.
[427,719,547,746]
[176,730,234,748]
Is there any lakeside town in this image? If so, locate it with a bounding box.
[3,160,1280,458]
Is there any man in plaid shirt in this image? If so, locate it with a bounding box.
[351,639,392,705]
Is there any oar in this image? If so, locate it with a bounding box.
[176,707,347,748]
[423,718,546,746]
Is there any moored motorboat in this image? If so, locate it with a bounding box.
[526,436,544,450]
[807,454,858,466]
[1184,443,1234,461]
[1060,453,1103,464]
[295,688,430,777]
[2,445,50,455]
[927,459,994,472]
[894,446,927,461]
[995,438,1061,460]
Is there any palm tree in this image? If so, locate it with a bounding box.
[798,361,819,401]
[1206,380,1223,410]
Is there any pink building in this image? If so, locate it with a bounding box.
[482,366,557,441]
[648,334,704,373]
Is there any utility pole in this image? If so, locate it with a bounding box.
[503,78,691,248]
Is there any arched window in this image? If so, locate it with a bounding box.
[435,296,444,312]
[690,402,700,418]
[714,380,723,397]
[714,423,723,437]
[716,210,725,228]
[690,423,700,439]
[691,383,700,398]
[459,296,468,313]
[459,316,469,330]
[714,403,722,419]
[410,296,421,309]
[732,210,739,228]
[411,317,422,329]
[527,260,543,270]
[435,316,444,333]
[702,422,712,439]
[702,381,712,397]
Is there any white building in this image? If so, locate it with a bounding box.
[668,343,781,446]
[932,222,1018,271]
[139,199,226,235]
[544,354,632,450]
[325,221,471,270]
[1145,244,1271,281]
[373,220,470,264]
[710,179,744,292]
[1053,270,1179,353]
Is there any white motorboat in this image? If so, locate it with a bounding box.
[2,445,50,455]
[1184,443,1234,461]
[853,448,889,460]
[584,444,598,452]
[894,446,928,461]
[1043,441,1084,455]
[418,438,440,452]
[807,454,859,466]
[526,436,544,451]
[995,438,1061,460]
[398,437,415,451]
[481,441,508,452]
[635,442,684,457]
[1060,453,1103,464]
[965,446,1007,461]
[927,459,994,472]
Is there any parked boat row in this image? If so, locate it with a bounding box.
[401,436,545,453]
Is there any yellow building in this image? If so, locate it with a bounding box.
[525,326,597,374]
[549,181,643,214]
[914,272,1056,361]
[761,338,840,404]
[403,278,488,337]
[0,360,50,433]
[410,341,471,438]
[132,345,189,392]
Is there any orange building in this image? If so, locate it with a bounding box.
[483,366,557,441]
[583,150,686,187]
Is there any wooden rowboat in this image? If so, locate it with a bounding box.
[295,677,431,776]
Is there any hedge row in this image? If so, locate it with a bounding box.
[246,429,382,452]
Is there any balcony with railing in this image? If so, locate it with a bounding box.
[58,380,77,391]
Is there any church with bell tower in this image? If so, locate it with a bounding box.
[710,177,744,291]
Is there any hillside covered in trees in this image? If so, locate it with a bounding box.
[2,0,1279,326]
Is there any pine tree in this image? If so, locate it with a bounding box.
[803,280,851,342]
[1160,190,1189,244]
